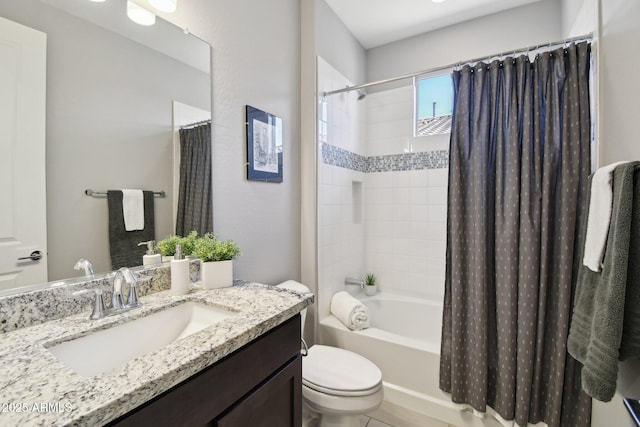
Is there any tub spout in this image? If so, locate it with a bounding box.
[344,277,364,288]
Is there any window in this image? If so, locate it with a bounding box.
[415,73,453,137]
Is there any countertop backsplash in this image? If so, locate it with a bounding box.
[0,261,200,334]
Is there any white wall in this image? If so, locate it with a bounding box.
[315,0,367,85]
[152,0,302,285]
[562,0,599,36]
[599,0,640,164]
[367,0,561,85]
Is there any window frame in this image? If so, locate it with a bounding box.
[413,70,454,138]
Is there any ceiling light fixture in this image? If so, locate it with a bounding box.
[148,0,177,13]
[88,0,107,2]
[432,0,447,3]
[127,1,156,26]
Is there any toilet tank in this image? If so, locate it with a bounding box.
[276,280,310,335]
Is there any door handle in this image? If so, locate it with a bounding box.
[18,250,43,261]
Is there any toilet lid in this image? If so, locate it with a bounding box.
[303,345,382,395]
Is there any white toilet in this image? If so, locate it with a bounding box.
[277,281,383,427]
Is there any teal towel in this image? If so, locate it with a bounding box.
[568,161,640,401]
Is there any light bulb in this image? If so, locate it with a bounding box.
[127,1,156,26]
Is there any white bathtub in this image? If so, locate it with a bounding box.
[319,293,503,427]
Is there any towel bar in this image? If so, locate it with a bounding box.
[85,189,166,198]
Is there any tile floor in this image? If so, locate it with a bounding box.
[360,415,453,427]
[360,415,393,427]
[359,401,459,427]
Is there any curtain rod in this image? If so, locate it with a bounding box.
[180,119,211,130]
[323,33,593,97]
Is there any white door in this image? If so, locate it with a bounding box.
[0,16,47,291]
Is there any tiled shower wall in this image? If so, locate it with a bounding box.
[317,57,449,318]
[317,57,366,318]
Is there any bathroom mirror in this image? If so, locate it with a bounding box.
[0,0,211,294]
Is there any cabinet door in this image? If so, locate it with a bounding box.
[215,355,302,427]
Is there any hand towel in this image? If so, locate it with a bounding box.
[330,291,369,331]
[582,161,630,271]
[122,189,144,231]
[568,161,640,401]
[108,190,155,269]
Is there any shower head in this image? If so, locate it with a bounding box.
[356,89,367,101]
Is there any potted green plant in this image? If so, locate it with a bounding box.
[157,234,182,262]
[180,231,199,258]
[364,272,377,296]
[158,231,199,261]
[193,233,242,289]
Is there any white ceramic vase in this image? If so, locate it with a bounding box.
[200,260,233,289]
[364,284,376,296]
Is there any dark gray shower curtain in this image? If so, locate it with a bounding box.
[176,122,213,236]
[440,43,592,426]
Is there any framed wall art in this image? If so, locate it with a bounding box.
[245,105,283,183]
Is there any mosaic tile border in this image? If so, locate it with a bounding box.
[321,143,448,172]
[321,143,368,172]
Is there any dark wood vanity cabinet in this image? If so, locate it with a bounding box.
[109,315,302,427]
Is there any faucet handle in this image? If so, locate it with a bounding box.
[112,273,125,309]
[73,288,106,320]
[127,274,150,308]
[90,289,106,319]
[127,282,141,308]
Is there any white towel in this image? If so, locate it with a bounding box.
[583,161,630,271]
[121,189,144,231]
[330,291,369,331]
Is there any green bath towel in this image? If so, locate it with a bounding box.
[568,161,640,402]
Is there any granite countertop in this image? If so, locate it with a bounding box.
[0,282,313,426]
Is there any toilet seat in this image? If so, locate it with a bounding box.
[303,345,382,397]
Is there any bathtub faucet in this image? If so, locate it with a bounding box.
[344,277,364,288]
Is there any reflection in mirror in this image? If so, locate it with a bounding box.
[0,0,211,295]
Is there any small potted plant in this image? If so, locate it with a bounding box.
[158,231,199,261]
[365,272,377,296]
[157,234,183,262]
[193,233,242,289]
[180,231,199,259]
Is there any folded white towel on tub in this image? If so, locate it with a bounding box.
[330,291,369,331]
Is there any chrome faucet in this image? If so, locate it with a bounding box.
[74,258,95,279]
[74,267,149,320]
[344,277,365,288]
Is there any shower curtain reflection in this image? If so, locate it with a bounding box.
[176,122,213,236]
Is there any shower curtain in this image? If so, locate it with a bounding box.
[176,122,213,236]
[440,43,592,426]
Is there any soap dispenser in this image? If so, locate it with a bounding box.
[170,243,190,295]
[138,240,162,267]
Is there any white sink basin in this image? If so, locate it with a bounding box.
[46,302,234,377]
